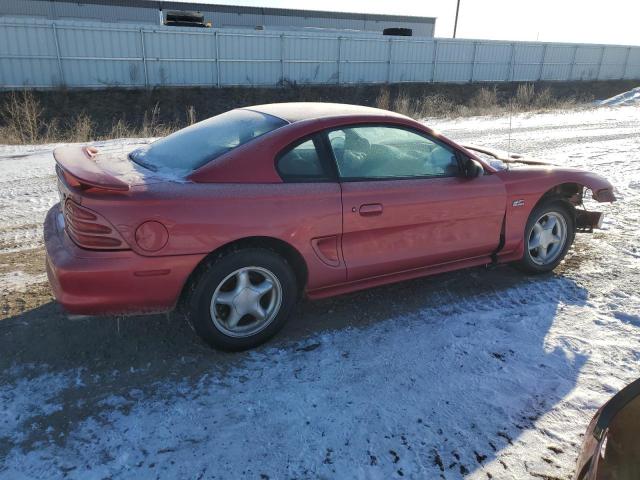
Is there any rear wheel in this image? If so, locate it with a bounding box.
[186,248,298,350]
[517,199,575,274]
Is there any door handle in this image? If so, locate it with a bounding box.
[359,203,383,216]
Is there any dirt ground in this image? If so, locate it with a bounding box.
[0,243,591,464]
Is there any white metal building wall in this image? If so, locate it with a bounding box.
[0,18,638,89]
[0,0,159,24]
[0,0,436,36]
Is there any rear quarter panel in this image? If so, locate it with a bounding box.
[76,181,346,290]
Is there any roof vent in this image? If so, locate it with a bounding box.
[165,10,208,28]
[383,27,413,36]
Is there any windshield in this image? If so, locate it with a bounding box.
[129,109,287,173]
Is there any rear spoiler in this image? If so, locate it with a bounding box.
[53,146,130,191]
[462,144,553,166]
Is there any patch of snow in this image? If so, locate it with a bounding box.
[598,86,640,107]
[2,279,639,479]
[0,271,48,293]
[0,368,70,446]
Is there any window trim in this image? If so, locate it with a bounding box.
[321,123,465,183]
[275,133,338,183]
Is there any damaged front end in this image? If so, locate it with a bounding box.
[578,186,616,232]
[462,144,617,233]
[592,188,617,203]
[576,209,605,233]
[544,183,615,233]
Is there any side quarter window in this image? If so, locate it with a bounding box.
[327,126,460,180]
[276,138,330,182]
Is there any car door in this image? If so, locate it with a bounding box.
[326,124,507,282]
[275,134,347,288]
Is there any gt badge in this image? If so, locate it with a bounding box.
[512,199,525,207]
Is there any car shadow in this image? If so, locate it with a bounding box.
[0,264,590,478]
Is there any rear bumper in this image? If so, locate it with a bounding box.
[44,205,204,315]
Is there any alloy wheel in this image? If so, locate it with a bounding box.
[210,266,283,338]
[528,212,568,266]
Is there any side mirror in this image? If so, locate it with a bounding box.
[462,157,484,178]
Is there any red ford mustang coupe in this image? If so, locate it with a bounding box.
[44,103,615,350]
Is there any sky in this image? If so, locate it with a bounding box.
[168,0,640,45]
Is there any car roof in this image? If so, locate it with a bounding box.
[242,102,408,123]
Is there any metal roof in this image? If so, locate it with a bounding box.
[37,0,436,24]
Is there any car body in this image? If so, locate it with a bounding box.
[574,378,640,480]
[44,102,615,349]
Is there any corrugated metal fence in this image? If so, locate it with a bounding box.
[1,17,639,89]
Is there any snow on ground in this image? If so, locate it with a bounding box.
[0,271,47,293]
[598,85,640,107]
[0,139,151,255]
[0,105,639,479]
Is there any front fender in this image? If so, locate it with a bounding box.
[495,166,615,262]
[548,168,616,203]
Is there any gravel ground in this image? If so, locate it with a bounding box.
[0,106,639,479]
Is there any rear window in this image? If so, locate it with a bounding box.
[129,109,286,173]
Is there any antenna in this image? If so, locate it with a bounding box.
[507,105,512,156]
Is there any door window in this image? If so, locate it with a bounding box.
[327,126,460,180]
[277,138,330,182]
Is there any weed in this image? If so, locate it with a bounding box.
[0,81,608,144]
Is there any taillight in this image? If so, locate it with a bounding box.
[63,200,128,250]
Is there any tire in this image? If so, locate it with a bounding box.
[186,248,298,351]
[516,199,575,274]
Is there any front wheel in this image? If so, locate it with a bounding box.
[186,248,298,351]
[516,200,575,274]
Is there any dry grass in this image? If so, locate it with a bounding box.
[379,88,484,118]
[0,83,591,145]
[415,94,455,117]
[0,92,185,144]
[70,113,94,143]
[0,91,46,144]
[376,83,583,119]
[109,118,131,139]
[186,105,197,126]
[514,83,535,106]
[510,83,571,110]
[469,86,498,110]
[378,91,455,118]
[374,86,391,111]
